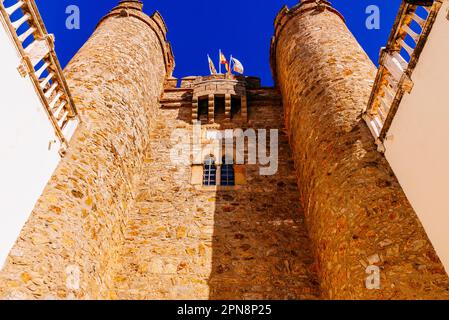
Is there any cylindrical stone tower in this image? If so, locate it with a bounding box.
[0,0,173,299]
[271,0,449,299]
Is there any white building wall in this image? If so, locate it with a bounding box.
[384,2,449,272]
[0,17,62,267]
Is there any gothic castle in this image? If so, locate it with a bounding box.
[0,0,449,299]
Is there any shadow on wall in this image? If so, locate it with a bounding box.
[207,104,321,300]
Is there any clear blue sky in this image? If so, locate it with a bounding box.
[34,0,402,86]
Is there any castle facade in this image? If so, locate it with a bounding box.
[0,0,449,300]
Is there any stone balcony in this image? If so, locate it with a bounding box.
[161,74,271,128]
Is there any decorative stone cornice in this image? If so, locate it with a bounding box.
[270,0,345,86]
[97,1,175,76]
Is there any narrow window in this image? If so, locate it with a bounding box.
[203,155,217,186]
[231,96,242,119]
[221,156,235,186]
[198,97,208,122]
[214,95,226,122]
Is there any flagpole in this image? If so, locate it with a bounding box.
[207,55,211,75]
[219,50,222,74]
[229,54,233,75]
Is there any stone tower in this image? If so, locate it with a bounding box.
[0,0,174,299]
[270,0,449,299]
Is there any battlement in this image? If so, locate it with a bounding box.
[98,1,175,76]
[160,75,278,127]
[178,74,261,89]
[270,0,344,85]
[117,0,144,11]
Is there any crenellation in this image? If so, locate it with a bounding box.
[98,1,174,76]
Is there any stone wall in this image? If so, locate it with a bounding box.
[2,0,448,301]
[0,2,171,299]
[271,0,449,299]
[110,90,321,299]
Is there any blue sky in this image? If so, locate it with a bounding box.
[34,0,402,86]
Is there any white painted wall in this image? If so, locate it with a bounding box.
[0,17,62,267]
[384,3,449,273]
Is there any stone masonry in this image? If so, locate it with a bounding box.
[1,0,449,300]
[110,87,320,299]
[271,0,449,299]
[0,1,320,300]
[0,1,172,299]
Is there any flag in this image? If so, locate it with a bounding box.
[219,50,230,74]
[231,57,244,74]
[219,50,227,64]
[225,61,230,73]
[207,55,217,75]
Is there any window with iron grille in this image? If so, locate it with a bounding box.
[221,156,235,186]
[203,156,217,186]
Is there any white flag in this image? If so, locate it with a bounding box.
[208,55,217,75]
[231,57,244,74]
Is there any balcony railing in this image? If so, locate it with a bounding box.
[0,0,79,155]
[363,0,442,152]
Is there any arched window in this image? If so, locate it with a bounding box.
[203,155,217,186]
[221,156,235,186]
